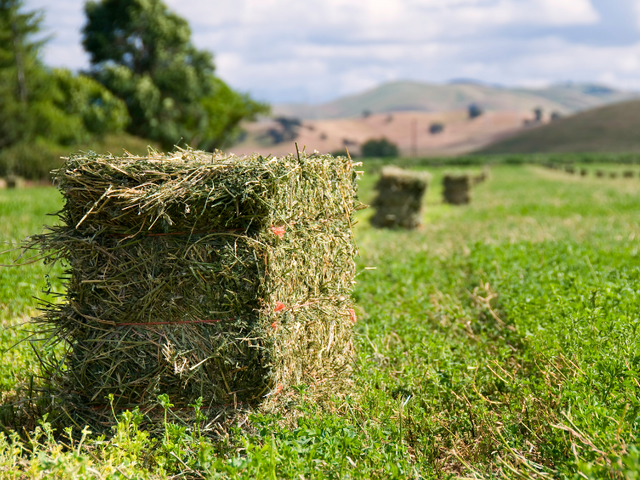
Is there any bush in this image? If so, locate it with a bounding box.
[0,134,160,180]
[361,138,399,158]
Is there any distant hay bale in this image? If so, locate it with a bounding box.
[26,149,362,428]
[565,166,575,174]
[6,175,24,189]
[370,166,431,229]
[596,170,605,178]
[443,173,472,205]
[623,170,634,178]
[580,168,588,177]
[610,172,618,179]
[473,166,491,185]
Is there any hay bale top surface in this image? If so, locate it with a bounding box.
[378,166,431,187]
[57,149,362,236]
[443,172,472,181]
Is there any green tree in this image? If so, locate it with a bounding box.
[0,0,131,177]
[82,0,268,150]
[361,138,399,158]
[0,0,45,147]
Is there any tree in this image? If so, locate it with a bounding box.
[0,0,45,147]
[468,103,483,120]
[361,138,399,158]
[82,0,268,150]
[0,0,129,148]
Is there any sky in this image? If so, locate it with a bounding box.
[24,0,640,104]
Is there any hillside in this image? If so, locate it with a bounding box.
[273,81,635,120]
[478,99,640,154]
[229,110,531,158]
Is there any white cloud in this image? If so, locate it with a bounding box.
[24,0,637,104]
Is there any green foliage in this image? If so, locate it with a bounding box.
[0,133,160,179]
[0,0,131,178]
[361,137,399,158]
[83,0,268,150]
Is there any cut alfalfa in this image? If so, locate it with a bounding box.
[369,166,431,229]
[443,173,472,205]
[25,149,364,430]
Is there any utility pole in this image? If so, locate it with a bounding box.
[12,18,27,103]
[411,119,417,157]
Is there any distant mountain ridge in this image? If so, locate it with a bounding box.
[273,80,637,120]
[478,98,640,154]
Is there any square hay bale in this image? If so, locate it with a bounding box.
[623,170,634,178]
[609,171,619,179]
[472,166,491,185]
[580,168,588,177]
[6,175,25,189]
[29,149,362,426]
[369,166,431,230]
[443,173,472,205]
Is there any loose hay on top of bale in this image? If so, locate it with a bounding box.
[443,173,472,205]
[369,166,431,230]
[26,149,364,429]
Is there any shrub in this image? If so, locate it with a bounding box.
[361,138,399,158]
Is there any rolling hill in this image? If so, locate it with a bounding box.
[478,99,640,154]
[273,80,636,120]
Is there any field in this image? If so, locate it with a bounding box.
[1,162,640,478]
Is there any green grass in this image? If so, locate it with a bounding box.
[1,164,639,478]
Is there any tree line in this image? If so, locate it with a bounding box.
[0,0,268,179]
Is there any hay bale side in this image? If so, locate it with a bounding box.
[28,150,363,428]
[6,175,24,189]
[369,166,431,230]
[443,173,472,205]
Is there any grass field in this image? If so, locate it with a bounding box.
[1,163,639,478]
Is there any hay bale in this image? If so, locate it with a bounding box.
[565,166,575,174]
[580,168,588,177]
[596,170,605,178]
[610,172,618,179]
[370,166,431,229]
[6,175,24,189]
[443,173,472,205]
[473,166,491,185]
[28,149,362,427]
[624,170,634,178]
